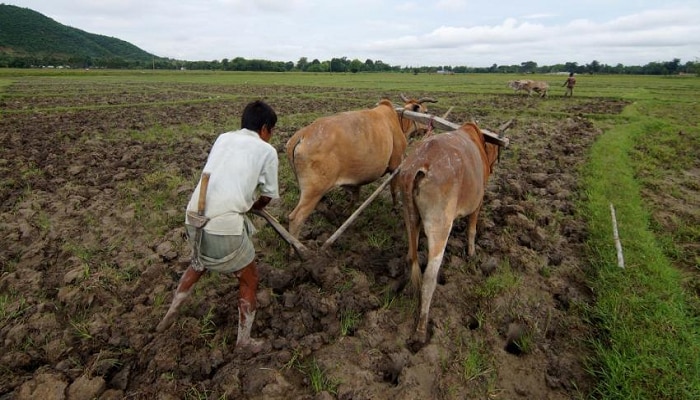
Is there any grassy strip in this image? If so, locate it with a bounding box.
[582,108,700,399]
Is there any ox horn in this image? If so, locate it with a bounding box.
[417,97,437,104]
[400,93,410,102]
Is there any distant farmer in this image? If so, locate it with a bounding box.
[563,72,576,97]
[156,100,279,354]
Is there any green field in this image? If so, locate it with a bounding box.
[1,69,698,398]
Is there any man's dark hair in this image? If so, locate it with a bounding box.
[241,100,277,133]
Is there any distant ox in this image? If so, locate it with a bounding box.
[286,96,434,241]
[507,79,549,97]
[397,122,500,343]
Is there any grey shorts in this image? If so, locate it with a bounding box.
[186,217,256,274]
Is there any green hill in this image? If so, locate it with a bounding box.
[0,4,159,68]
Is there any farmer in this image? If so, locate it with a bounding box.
[156,100,279,353]
[563,72,576,97]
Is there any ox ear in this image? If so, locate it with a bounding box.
[486,143,501,172]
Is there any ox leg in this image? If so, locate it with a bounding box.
[414,223,451,344]
[341,185,361,212]
[466,205,482,257]
[390,174,400,209]
[288,189,325,241]
[402,201,421,291]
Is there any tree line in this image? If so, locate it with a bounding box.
[1,53,696,76]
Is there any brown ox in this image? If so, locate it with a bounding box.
[397,122,500,343]
[508,79,549,97]
[398,94,438,138]
[286,97,430,241]
[507,79,533,94]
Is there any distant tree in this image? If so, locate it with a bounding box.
[587,60,601,74]
[229,57,247,71]
[296,57,309,71]
[374,60,391,72]
[330,57,348,72]
[564,62,579,74]
[520,61,537,73]
[306,60,326,72]
[664,58,681,74]
[349,58,363,73]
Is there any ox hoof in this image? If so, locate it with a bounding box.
[407,331,429,353]
[155,313,177,332]
[236,338,265,354]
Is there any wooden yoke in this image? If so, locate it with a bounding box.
[395,108,511,147]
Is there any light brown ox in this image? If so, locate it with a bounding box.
[286,97,432,242]
[508,79,549,97]
[397,122,500,343]
[398,94,438,138]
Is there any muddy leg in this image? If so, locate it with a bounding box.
[466,207,481,257]
[156,266,205,332]
[288,189,324,255]
[413,221,451,344]
[344,185,361,209]
[235,260,263,353]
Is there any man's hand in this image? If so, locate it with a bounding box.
[252,196,272,211]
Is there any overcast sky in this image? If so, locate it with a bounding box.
[6,0,700,68]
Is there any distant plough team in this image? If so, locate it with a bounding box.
[507,73,577,98]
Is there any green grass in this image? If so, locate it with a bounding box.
[339,309,361,336]
[457,337,492,383]
[473,260,520,299]
[0,293,29,325]
[582,95,700,397]
[303,358,339,395]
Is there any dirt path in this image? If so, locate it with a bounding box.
[0,81,628,399]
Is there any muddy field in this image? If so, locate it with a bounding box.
[0,79,629,399]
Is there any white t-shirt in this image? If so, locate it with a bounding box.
[186,128,279,235]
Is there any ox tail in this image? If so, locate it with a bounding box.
[406,168,427,293]
[286,136,303,183]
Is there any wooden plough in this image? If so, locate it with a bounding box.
[253,109,512,262]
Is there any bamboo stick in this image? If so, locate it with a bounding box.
[610,203,625,268]
[321,168,401,251]
[251,208,311,261]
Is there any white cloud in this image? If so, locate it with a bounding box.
[5,0,700,67]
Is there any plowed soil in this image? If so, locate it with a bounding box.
[0,79,629,399]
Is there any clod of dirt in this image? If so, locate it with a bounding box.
[258,262,296,291]
[504,322,525,355]
[381,353,407,385]
[465,314,480,330]
[480,257,499,276]
[554,292,571,311]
